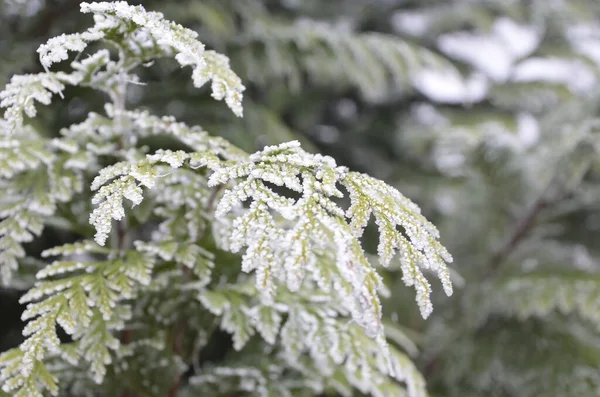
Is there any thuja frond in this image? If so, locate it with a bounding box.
[122,108,247,159]
[476,272,600,329]
[0,121,87,285]
[343,171,453,317]
[232,17,456,101]
[0,72,81,132]
[209,141,453,336]
[195,280,427,397]
[0,240,155,396]
[37,1,245,116]
[440,318,600,397]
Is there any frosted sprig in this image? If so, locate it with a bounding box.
[195,282,427,397]
[342,171,453,318]
[0,244,157,396]
[37,32,99,71]
[0,193,70,285]
[125,109,210,151]
[0,124,47,283]
[57,111,118,155]
[0,72,80,133]
[208,140,453,339]
[122,109,248,160]
[0,122,52,177]
[89,140,242,246]
[32,2,245,116]
[78,1,244,116]
[0,124,86,284]
[89,160,160,245]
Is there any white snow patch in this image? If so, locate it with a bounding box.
[567,24,600,67]
[437,17,541,82]
[391,11,430,36]
[512,57,597,93]
[413,70,488,103]
[438,34,513,81]
[494,17,540,59]
[517,113,540,149]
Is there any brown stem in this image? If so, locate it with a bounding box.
[166,186,222,396]
[425,194,553,378]
[117,217,138,397]
[484,197,549,279]
[207,185,224,213]
[166,266,191,397]
[117,219,127,251]
[166,326,186,397]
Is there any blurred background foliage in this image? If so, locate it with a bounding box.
[2,0,600,396]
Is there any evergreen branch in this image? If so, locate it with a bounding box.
[477,272,600,329]
[438,318,600,397]
[232,16,457,101]
[0,3,457,396]
[196,280,428,397]
[484,132,597,279]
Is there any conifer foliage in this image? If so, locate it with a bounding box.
[0,2,453,396]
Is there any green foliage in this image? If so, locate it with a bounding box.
[0,2,453,396]
[477,272,600,330]
[3,0,600,396]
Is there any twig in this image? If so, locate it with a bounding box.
[117,216,137,397]
[166,186,222,396]
[167,305,187,397]
[166,264,191,397]
[206,185,224,214]
[110,75,139,397]
[484,197,549,279]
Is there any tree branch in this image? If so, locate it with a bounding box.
[484,197,549,279]
[167,300,188,397]
[167,186,222,397]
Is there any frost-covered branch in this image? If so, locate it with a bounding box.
[0,2,456,396]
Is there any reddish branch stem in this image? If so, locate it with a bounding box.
[117,217,138,397]
[167,187,221,396]
[425,194,553,378]
[167,267,191,397]
[484,197,549,279]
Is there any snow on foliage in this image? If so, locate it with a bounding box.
[0,2,454,396]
